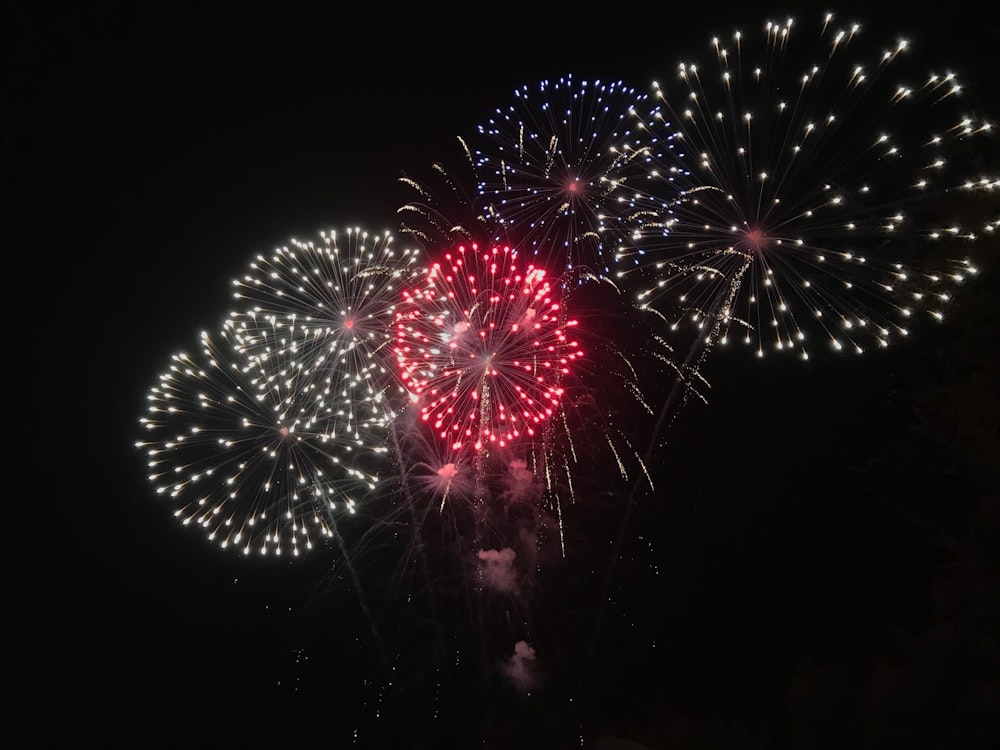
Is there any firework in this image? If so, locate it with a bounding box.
[616,13,998,358]
[393,242,583,453]
[228,227,423,419]
[136,324,383,557]
[467,75,651,278]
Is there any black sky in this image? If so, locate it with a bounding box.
[8,1,1000,748]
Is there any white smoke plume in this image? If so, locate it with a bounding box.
[477,547,518,593]
[501,640,537,693]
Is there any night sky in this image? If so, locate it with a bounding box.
[9,2,1000,748]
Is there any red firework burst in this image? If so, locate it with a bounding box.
[394,243,582,451]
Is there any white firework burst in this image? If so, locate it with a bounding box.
[136,325,384,557]
[228,227,424,420]
[615,13,998,359]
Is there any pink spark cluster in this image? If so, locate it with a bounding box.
[393,243,582,452]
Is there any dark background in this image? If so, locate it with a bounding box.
[7,1,999,747]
